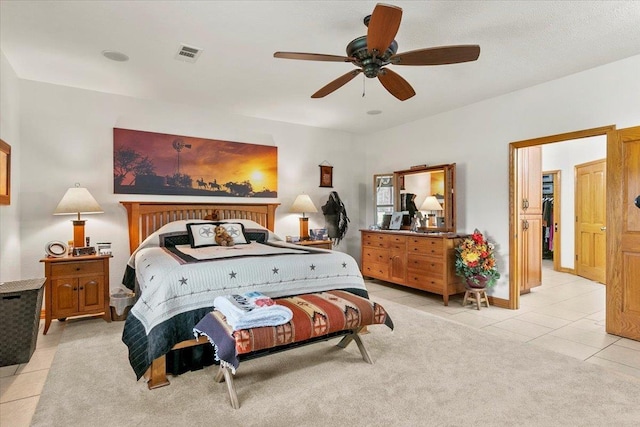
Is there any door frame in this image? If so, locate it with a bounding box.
[508,125,615,309]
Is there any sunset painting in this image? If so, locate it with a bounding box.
[113,128,277,197]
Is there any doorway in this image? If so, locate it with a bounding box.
[542,170,560,272]
[508,125,613,310]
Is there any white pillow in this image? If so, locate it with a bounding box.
[187,222,248,248]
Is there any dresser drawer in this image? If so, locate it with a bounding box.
[362,232,407,249]
[362,247,388,264]
[51,260,104,277]
[408,237,444,256]
[406,272,444,291]
[362,232,388,248]
[407,254,444,276]
[362,262,389,279]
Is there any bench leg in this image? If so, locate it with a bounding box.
[145,355,170,389]
[215,366,240,409]
[336,328,373,364]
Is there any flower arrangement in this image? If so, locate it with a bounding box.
[455,229,500,288]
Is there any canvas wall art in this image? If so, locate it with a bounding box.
[114,128,277,197]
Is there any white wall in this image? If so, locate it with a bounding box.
[17,80,362,290]
[360,54,640,300]
[0,51,22,281]
[542,136,606,270]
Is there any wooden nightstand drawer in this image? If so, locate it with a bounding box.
[51,260,104,277]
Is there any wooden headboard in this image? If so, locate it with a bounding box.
[120,201,280,254]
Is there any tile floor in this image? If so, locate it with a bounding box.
[1,262,639,426]
[366,261,640,381]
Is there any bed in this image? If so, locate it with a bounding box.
[119,201,369,389]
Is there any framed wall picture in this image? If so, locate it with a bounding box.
[319,164,333,188]
[0,139,10,205]
[389,212,403,230]
[113,128,278,197]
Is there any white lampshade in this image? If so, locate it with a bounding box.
[420,196,443,212]
[54,184,103,220]
[289,194,318,217]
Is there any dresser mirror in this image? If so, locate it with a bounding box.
[392,163,457,232]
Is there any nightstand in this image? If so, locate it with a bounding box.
[294,239,333,250]
[40,254,112,334]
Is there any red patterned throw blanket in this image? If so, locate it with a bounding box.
[193,290,393,373]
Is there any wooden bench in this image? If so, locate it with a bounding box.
[193,290,394,408]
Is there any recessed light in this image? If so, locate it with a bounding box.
[102,50,129,62]
[367,110,382,115]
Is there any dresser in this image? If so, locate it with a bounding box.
[360,230,465,305]
[40,254,112,334]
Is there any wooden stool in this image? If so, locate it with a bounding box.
[463,287,489,310]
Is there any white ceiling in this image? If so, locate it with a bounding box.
[2,1,640,135]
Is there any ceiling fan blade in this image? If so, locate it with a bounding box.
[377,68,415,101]
[311,69,362,98]
[274,52,354,62]
[367,4,402,55]
[391,45,481,66]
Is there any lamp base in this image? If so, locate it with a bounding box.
[72,220,86,249]
[299,217,310,240]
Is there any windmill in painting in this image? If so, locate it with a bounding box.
[113,128,277,197]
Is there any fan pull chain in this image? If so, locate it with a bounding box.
[362,74,366,97]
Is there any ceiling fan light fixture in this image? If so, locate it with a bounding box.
[101,50,129,62]
[273,3,479,101]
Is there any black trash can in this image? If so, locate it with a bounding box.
[0,278,45,366]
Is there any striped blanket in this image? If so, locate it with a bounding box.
[193,290,393,372]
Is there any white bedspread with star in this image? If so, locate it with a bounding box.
[130,241,366,333]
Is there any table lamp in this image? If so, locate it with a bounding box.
[289,194,317,240]
[420,195,443,227]
[54,183,103,248]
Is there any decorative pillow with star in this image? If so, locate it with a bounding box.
[187,222,248,248]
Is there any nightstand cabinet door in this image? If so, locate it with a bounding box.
[51,278,79,318]
[79,275,105,312]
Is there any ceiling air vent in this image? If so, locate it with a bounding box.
[175,44,202,63]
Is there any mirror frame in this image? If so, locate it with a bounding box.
[373,173,394,227]
[393,163,456,232]
[0,139,10,205]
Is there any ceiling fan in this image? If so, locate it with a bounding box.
[274,3,480,101]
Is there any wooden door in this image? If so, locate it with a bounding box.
[79,276,104,312]
[518,147,543,215]
[606,126,640,340]
[389,248,406,283]
[51,278,78,318]
[520,217,543,292]
[575,160,607,283]
[518,146,543,293]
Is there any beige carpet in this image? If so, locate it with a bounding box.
[32,298,640,426]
